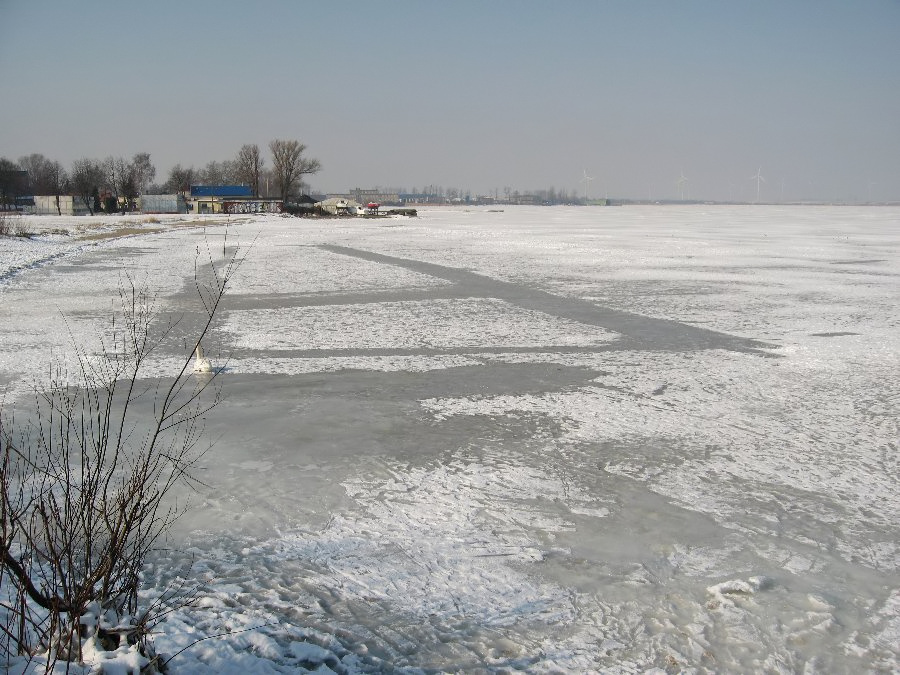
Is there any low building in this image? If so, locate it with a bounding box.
[31,195,91,215]
[139,194,188,214]
[188,185,283,215]
[283,194,319,216]
[190,185,251,214]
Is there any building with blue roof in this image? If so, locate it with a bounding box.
[188,185,282,215]
[190,185,253,198]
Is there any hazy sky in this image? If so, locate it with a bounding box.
[2,0,899,202]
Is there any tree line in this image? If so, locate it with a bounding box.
[0,140,320,214]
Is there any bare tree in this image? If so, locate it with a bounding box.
[70,158,104,216]
[47,161,68,215]
[131,153,156,196]
[0,158,27,210]
[1,237,246,669]
[234,145,264,197]
[163,164,196,194]
[101,156,123,213]
[119,163,139,212]
[269,139,321,202]
[198,160,235,186]
[18,155,69,213]
[18,154,60,196]
[101,157,139,213]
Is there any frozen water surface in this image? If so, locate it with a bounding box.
[1,206,898,673]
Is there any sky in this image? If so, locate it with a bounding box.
[1,0,899,202]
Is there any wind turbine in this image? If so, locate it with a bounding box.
[751,167,765,203]
[580,169,595,202]
[675,170,688,201]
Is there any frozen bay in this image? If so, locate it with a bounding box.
[0,206,898,673]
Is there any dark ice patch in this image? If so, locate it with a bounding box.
[319,245,776,356]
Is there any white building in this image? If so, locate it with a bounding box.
[31,195,91,216]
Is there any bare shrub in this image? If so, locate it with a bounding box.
[1,233,246,670]
[0,213,31,238]
[12,220,31,238]
[0,212,12,236]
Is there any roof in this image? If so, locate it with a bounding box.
[190,185,253,198]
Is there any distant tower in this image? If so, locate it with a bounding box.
[751,167,765,203]
[580,169,595,202]
[676,170,688,201]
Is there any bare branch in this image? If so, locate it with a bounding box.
[1,230,249,664]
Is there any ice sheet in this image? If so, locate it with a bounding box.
[1,206,898,672]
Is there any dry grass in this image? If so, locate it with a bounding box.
[75,217,234,241]
[0,212,33,237]
[1,214,237,242]
[78,226,166,241]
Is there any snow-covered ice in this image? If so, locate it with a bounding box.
[1,205,898,672]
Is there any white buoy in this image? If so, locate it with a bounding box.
[193,345,212,373]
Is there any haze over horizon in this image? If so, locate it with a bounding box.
[2,0,899,203]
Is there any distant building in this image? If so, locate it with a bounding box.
[190,185,254,198]
[509,193,542,205]
[188,185,282,215]
[189,185,252,214]
[398,193,446,205]
[473,195,497,204]
[31,195,91,216]
[139,194,188,214]
[350,188,401,206]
